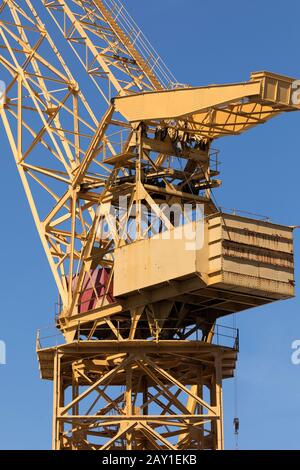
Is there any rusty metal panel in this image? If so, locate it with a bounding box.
[114,222,206,297]
[207,214,295,299]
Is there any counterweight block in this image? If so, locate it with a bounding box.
[114,213,295,323]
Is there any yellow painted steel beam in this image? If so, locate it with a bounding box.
[114,71,299,138]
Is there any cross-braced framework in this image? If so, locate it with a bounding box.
[38,340,237,450]
[1,0,299,450]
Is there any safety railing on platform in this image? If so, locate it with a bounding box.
[36,325,65,350]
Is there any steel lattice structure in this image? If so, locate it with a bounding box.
[0,0,298,450]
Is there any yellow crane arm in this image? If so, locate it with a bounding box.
[41,0,177,102]
[115,71,300,138]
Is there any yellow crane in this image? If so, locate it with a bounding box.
[0,0,299,450]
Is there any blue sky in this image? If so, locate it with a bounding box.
[0,0,300,449]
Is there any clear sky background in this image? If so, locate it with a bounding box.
[0,0,300,450]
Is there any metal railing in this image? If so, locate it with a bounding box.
[37,319,239,351]
[102,0,178,89]
[36,325,65,350]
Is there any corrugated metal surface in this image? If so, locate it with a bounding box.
[113,212,295,307]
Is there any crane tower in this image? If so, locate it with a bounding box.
[0,0,298,450]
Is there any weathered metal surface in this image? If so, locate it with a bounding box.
[114,213,294,303]
[0,0,298,452]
